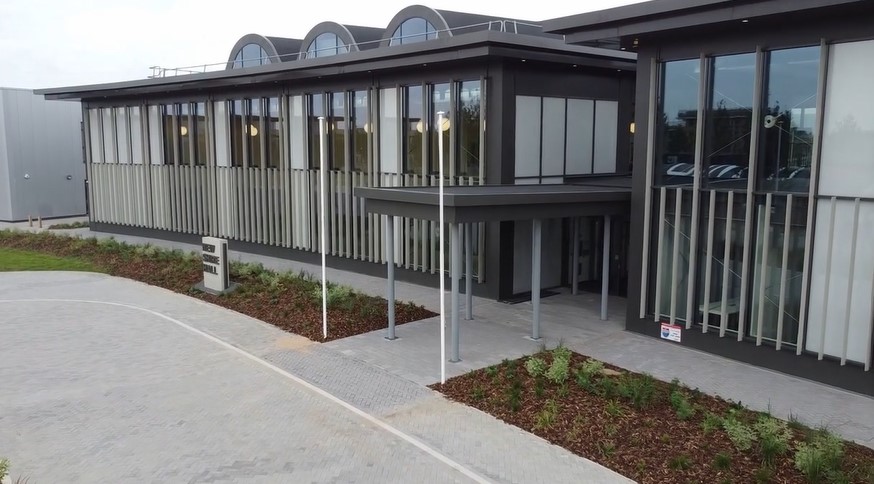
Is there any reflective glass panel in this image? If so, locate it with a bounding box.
[351,90,368,172]
[430,83,450,175]
[331,92,346,170]
[267,98,280,168]
[655,59,699,186]
[404,85,424,175]
[457,80,481,177]
[248,99,262,168]
[309,94,325,168]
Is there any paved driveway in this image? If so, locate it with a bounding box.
[0,272,628,483]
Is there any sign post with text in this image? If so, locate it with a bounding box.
[195,236,237,295]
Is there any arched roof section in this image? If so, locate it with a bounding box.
[226,34,302,69]
[380,5,451,47]
[300,22,384,57]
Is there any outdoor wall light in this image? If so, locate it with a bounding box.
[245,124,259,136]
[629,122,636,134]
[415,117,450,133]
[179,125,188,136]
[66,175,73,180]
[24,173,31,179]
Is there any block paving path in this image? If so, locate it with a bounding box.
[0,271,629,483]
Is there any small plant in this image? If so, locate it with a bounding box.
[0,458,9,479]
[534,400,559,430]
[545,346,571,385]
[702,412,723,434]
[48,220,90,230]
[713,452,731,470]
[471,386,485,401]
[669,454,692,471]
[670,390,695,420]
[755,416,792,465]
[754,466,774,483]
[506,380,523,412]
[579,358,605,376]
[605,399,624,417]
[598,440,616,458]
[485,365,499,378]
[534,377,546,397]
[557,382,570,398]
[618,373,657,409]
[794,430,845,482]
[723,417,757,451]
[598,377,618,399]
[525,356,547,378]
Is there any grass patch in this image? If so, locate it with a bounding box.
[0,247,99,272]
[48,221,89,230]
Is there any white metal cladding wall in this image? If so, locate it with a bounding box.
[85,83,486,278]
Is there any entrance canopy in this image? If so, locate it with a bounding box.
[356,179,631,223]
[355,177,631,363]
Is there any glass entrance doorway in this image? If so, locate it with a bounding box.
[569,216,629,297]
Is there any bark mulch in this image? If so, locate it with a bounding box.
[431,350,874,484]
[0,230,434,342]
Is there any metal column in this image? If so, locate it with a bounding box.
[385,215,396,340]
[465,223,473,320]
[531,219,542,340]
[601,215,612,321]
[572,217,580,296]
[450,223,461,362]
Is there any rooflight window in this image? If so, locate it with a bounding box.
[390,17,438,46]
[232,43,270,68]
[306,32,349,58]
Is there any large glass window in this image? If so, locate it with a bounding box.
[330,92,346,170]
[267,98,280,169]
[403,85,424,175]
[457,80,481,177]
[309,94,325,168]
[230,100,244,167]
[306,33,348,58]
[194,102,207,166]
[655,59,699,187]
[351,90,369,172]
[248,99,262,168]
[161,104,176,165]
[178,103,192,166]
[703,53,755,189]
[758,47,819,193]
[430,83,450,175]
[115,107,130,164]
[390,18,438,46]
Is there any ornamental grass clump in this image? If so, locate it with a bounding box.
[755,416,792,465]
[525,356,547,378]
[545,346,571,385]
[794,430,844,482]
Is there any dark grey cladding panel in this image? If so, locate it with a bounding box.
[344,25,385,49]
[356,182,631,222]
[265,37,303,61]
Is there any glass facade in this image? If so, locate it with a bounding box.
[646,41,874,366]
[330,92,346,170]
[403,85,424,174]
[390,18,438,46]
[430,83,450,175]
[352,90,369,172]
[457,80,481,177]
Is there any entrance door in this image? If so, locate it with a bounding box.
[569,216,629,297]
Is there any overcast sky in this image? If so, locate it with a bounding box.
[0,0,645,89]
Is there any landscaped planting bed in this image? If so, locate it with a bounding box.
[431,347,874,484]
[0,230,434,341]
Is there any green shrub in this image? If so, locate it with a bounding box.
[670,390,695,420]
[534,400,559,430]
[599,440,616,457]
[702,412,723,434]
[484,365,499,378]
[723,417,757,451]
[755,416,792,465]
[232,261,266,278]
[598,376,619,399]
[605,399,624,417]
[579,358,605,377]
[618,374,657,409]
[754,466,774,483]
[525,356,547,378]
[471,386,485,401]
[552,344,572,362]
[506,380,523,412]
[0,458,8,478]
[545,352,570,385]
[669,454,692,471]
[794,431,844,482]
[713,452,731,470]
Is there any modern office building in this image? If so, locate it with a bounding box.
[39,5,636,303]
[0,88,85,222]
[545,0,874,394]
